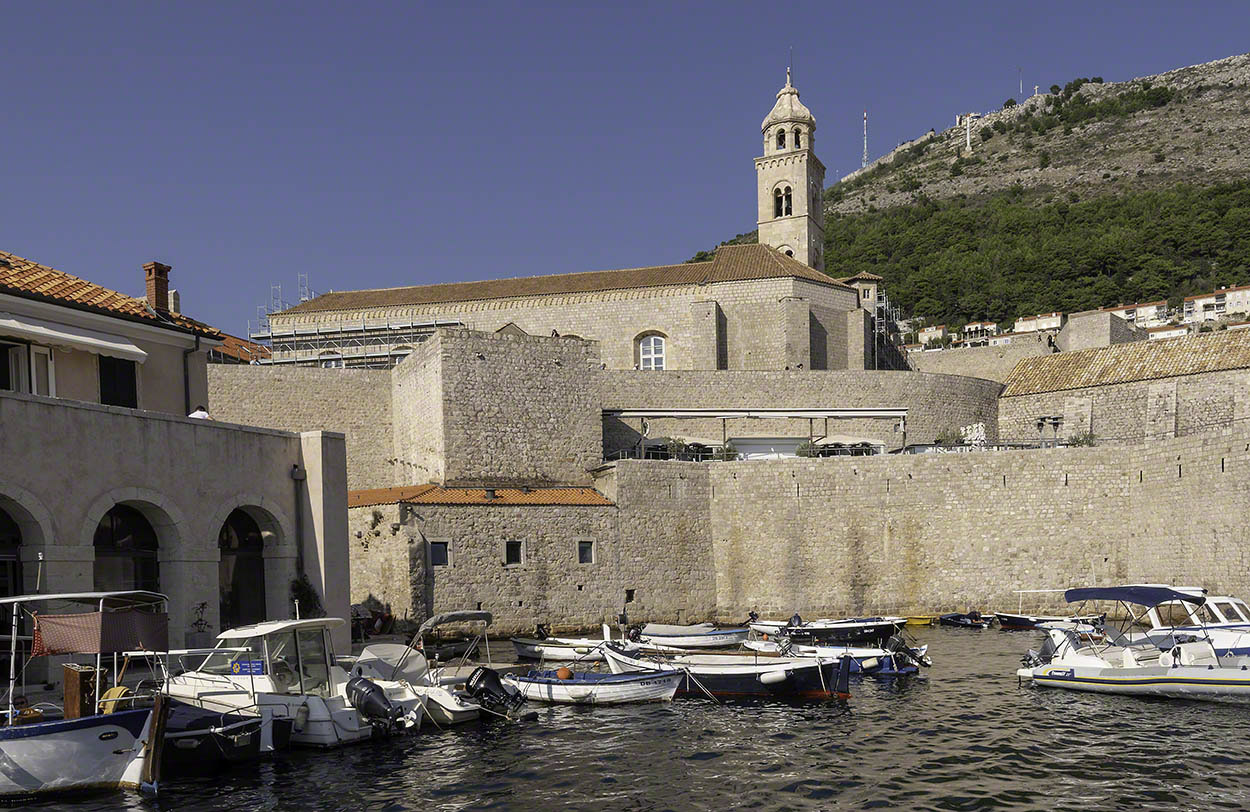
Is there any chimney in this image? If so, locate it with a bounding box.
[144,262,171,314]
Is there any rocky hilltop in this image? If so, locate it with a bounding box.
[831,53,1250,213]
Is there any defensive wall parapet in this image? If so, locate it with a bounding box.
[909,337,1052,383]
[601,369,1002,454]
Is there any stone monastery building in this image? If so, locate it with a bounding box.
[206,71,1250,635]
[258,71,904,374]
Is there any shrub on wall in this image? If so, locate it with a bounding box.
[1067,431,1096,447]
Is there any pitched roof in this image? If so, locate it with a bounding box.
[837,271,883,282]
[211,333,272,362]
[348,484,614,508]
[1001,329,1250,397]
[277,244,849,315]
[0,249,222,339]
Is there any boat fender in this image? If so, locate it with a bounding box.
[294,704,309,732]
[556,667,573,680]
[758,669,789,685]
[860,657,879,671]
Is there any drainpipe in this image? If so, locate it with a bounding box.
[182,335,200,415]
[291,463,306,575]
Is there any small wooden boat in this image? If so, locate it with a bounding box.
[602,643,850,700]
[635,623,749,649]
[511,636,607,662]
[939,612,992,629]
[0,591,172,800]
[743,637,931,675]
[749,616,907,645]
[503,668,683,704]
[905,616,937,627]
[994,612,1103,630]
[162,701,263,776]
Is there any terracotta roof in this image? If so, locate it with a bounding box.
[211,333,272,362]
[277,244,849,315]
[838,271,883,282]
[348,484,614,508]
[1002,329,1250,397]
[0,249,222,339]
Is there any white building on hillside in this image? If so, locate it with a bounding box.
[1184,286,1250,324]
[1103,301,1170,329]
[1014,312,1065,333]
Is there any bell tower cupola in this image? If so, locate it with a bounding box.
[755,68,826,270]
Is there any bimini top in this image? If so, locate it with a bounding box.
[1065,585,1207,607]
[0,590,167,608]
[217,617,347,639]
[418,610,493,636]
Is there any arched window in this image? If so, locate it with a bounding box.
[774,188,784,218]
[94,505,159,592]
[776,129,786,149]
[219,509,267,630]
[784,186,793,216]
[637,334,666,371]
[793,128,802,148]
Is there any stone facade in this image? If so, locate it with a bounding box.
[999,368,1250,443]
[910,336,1054,382]
[208,365,392,490]
[1056,310,1145,352]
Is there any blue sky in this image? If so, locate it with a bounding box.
[5,1,1247,334]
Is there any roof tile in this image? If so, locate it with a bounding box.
[0,249,221,338]
[1002,330,1250,397]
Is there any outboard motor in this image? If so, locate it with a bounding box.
[626,624,643,643]
[885,634,932,669]
[1021,632,1059,668]
[789,612,803,628]
[776,636,795,657]
[743,610,760,625]
[465,667,531,721]
[534,623,551,641]
[346,676,419,732]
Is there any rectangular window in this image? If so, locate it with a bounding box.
[429,540,449,567]
[504,540,523,566]
[99,356,138,408]
[577,540,594,564]
[30,346,54,397]
[1,344,27,392]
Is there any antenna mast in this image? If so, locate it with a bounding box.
[862,109,868,168]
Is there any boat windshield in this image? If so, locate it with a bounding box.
[265,628,332,698]
[1211,600,1250,623]
[194,637,263,675]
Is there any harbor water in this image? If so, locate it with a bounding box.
[30,626,1250,811]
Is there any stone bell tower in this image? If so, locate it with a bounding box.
[755,68,826,270]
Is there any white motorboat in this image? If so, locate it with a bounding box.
[634,622,749,648]
[349,610,492,726]
[1140,590,1250,655]
[166,617,421,750]
[0,591,171,800]
[1018,585,1250,700]
[503,668,683,704]
[512,623,612,662]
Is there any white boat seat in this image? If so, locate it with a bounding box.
[1176,641,1220,667]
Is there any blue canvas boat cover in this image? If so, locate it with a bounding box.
[1064,585,1206,607]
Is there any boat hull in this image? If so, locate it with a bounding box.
[511,637,605,662]
[505,670,682,704]
[995,612,1102,630]
[939,613,992,629]
[0,708,158,799]
[603,646,842,699]
[750,619,906,645]
[162,712,263,775]
[1026,663,1250,699]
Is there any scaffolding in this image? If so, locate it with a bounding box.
[249,317,466,369]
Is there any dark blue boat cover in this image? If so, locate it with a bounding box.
[1064,585,1205,607]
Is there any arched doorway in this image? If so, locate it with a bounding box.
[219,509,267,630]
[0,505,20,600]
[93,504,159,592]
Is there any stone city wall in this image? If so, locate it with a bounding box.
[600,369,1002,455]
[208,365,392,490]
[708,426,1250,620]
[910,336,1052,382]
[391,341,445,485]
[998,368,1250,442]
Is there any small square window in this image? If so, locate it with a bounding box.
[504,540,523,566]
[577,540,594,564]
[429,541,449,567]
